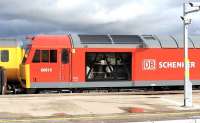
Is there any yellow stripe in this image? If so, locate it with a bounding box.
[25,64,31,88]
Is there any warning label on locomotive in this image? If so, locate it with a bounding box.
[143,59,196,70]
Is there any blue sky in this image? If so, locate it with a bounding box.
[0,0,199,38]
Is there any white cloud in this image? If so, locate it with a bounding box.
[92,1,152,23]
[0,0,199,37]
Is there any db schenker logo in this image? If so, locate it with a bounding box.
[143,59,156,70]
[143,59,196,70]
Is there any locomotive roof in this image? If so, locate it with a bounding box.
[142,35,197,48]
[70,34,200,48]
[0,38,22,48]
[70,34,144,48]
[31,35,71,48]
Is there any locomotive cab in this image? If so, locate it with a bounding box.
[22,35,72,89]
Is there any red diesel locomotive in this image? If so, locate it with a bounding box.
[18,34,200,91]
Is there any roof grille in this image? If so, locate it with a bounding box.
[142,35,156,40]
[111,35,143,44]
[79,35,143,44]
[79,35,112,44]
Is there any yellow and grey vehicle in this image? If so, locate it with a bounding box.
[0,38,24,94]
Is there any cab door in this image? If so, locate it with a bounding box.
[60,48,70,82]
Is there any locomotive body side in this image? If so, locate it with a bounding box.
[22,34,200,89]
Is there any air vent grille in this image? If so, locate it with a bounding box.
[79,35,143,44]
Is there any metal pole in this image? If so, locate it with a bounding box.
[183,3,192,107]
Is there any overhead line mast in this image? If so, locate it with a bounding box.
[181,2,200,107]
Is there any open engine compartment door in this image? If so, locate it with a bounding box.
[86,52,132,82]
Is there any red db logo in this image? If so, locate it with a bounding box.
[143,59,156,70]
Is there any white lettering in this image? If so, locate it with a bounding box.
[143,59,196,71]
[143,59,156,70]
[190,62,195,68]
[158,61,195,69]
[40,68,52,72]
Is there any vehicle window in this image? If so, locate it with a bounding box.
[22,47,31,64]
[41,50,49,62]
[50,50,57,63]
[32,49,58,63]
[32,50,40,63]
[61,49,69,64]
[1,50,9,62]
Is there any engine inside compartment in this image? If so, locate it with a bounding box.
[86,52,132,81]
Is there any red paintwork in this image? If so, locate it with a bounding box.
[71,48,200,82]
[31,35,71,48]
[134,48,200,82]
[71,48,135,82]
[24,35,200,87]
[25,35,71,83]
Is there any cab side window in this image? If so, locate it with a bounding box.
[32,49,57,63]
[50,50,57,63]
[61,49,69,64]
[41,50,49,62]
[32,50,40,63]
[1,50,9,62]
